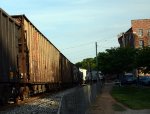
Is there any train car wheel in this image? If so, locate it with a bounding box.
[20,86,29,101]
[14,97,19,104]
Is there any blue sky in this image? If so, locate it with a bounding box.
[1,0,150,63]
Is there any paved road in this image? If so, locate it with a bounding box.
[86,83,150,114]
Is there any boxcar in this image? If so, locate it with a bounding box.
[0,8,79,104]
[72,65,83,85]
[0,8,20,104]
[12,15,62,94]
[59,53,73,88]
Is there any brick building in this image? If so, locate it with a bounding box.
[118,19,150,76]
[118,19,150,48]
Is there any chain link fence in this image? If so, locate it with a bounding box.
[58,82,101,114]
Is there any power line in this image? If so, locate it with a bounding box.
[71,54,95,61]
[62,42,93,50]
[62,38,117,50]
[63,45,115,54]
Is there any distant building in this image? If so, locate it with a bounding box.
[118,19,150,76]
[79,68,87,81]
[118,19,150,48]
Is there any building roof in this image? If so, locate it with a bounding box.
[118,28,132,40]
[131,19,150,21]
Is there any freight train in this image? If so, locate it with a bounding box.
[0,8,82,105]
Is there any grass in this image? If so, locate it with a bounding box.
[112,103,126,111]
[111,85,150,109]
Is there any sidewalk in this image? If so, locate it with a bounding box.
[86,83,150,114]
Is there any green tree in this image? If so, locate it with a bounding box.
[76,46,150,75]
[75,62,82,68]
[135,47,150,73]
[98,47,136,74]
[75,58,96,70]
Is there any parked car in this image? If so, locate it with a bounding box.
[139,76,150,86]
[120,73,137,85]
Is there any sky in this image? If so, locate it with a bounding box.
[1,0,150,63]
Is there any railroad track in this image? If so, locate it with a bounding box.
[0,92,60,114]
[0,86,80,114]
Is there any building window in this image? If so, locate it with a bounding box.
[148,29,150,37]
[139,40,144,48]
[138,29,143,36]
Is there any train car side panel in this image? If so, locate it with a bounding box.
[12,15,61,85]
[60,54,73,86]
[0,9,19,82]
[0,8,20,104]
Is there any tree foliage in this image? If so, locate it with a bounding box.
[75,58,96,70]
[98,47,136,74]
[75,46,150,75]
[135,47,150,73]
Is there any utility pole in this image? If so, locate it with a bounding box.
[88,62,92,84]
[95,42,98,67]
[95,42,99,81]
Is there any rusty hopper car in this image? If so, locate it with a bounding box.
[0,8,20,104]
[73,65,82,84]
[12,15,62,94]
[0,8,79,105]
[59,53,73,87]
